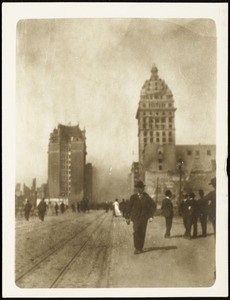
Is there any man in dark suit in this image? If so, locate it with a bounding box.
[179,193,188,236]
[126,180,156,254]
[183,192,198,239]
[205,177,216,235]
[24,199,32,221]
[37,198,47,221]
[197,189,208,237]
[161,190,174,238]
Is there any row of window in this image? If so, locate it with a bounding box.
[187,150,212,156]
[142,124,173,130]
[141,117,173,123]
[140,111,173,116]
[141,102,172,108]
[143,131,172,137]
[143,137,173,143]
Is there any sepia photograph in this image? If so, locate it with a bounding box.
[2,3,228,298]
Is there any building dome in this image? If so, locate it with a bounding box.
[151,64,158,77]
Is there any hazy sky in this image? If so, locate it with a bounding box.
[16,18,216,187]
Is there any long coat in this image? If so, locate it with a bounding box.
[127,192,156,222]
[205,190,216,219]
[161,197,173,217]
[37,200,47,213]
[183,199,197,218]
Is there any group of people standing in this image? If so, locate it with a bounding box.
[179,177,216,239]
[24,198,68,221]
[125,178,216,255]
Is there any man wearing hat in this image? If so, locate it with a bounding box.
[197,189,208,237]
[161,190,174,238]
[179,192,188,236]
[183,192,198,239]
[126,180,156,254]
[205,177,216,235]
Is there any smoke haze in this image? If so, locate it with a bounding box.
[16,18,216,199]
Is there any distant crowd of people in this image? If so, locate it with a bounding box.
[23,197,91,222]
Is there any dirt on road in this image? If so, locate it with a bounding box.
[15,210,215,288]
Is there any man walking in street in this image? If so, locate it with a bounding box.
[179,193,188,236]
[24,199,32,221]
[205,177,216,235]
[183,192,197,239]
[126,180,156,254]
[161,190,174,238]
[197,189,208,237]
[37,198,47,221]
[55,202,59,216]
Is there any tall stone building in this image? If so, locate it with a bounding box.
[133,65,216,203]
[137,64,176,166]
[84,163,93,202]
[48,124,86,203]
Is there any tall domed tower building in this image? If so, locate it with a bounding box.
[136,65,177,176]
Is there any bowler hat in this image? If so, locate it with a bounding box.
[189,192,195,199]
[165,190,172,197]
[135,180,145,188]
[209,177,216,186]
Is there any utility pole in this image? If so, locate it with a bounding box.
[177,158,184,213]
[156,177,159,206]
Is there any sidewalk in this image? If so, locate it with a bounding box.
[108,215,215,288]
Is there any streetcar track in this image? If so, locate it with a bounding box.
[15,212,105,283]
[49,213,111,288]
[96,214,114,288]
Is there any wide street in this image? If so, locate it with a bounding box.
[15,209,215,288]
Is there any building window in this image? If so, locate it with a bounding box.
[150,138,153,143]
[187,150,192,155]
[144,138,147,143]
[169,138,172,142]
[158,159,162,163]
[169,132,172,136]
[195,150,200,156]
[144,131,147,136]
[156,132,160,136]
[207,150,211,155]
[150,132,153,136]
[169,125,172,129]
[163,138,166,143]
[161,117,165,122]
[162,132,166,136]
[159,165,162,170]
[156,138,160,142]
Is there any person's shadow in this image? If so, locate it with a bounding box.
[170,233,214,239]
[142,246,177,253]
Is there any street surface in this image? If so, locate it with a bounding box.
[15,210,215,288]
